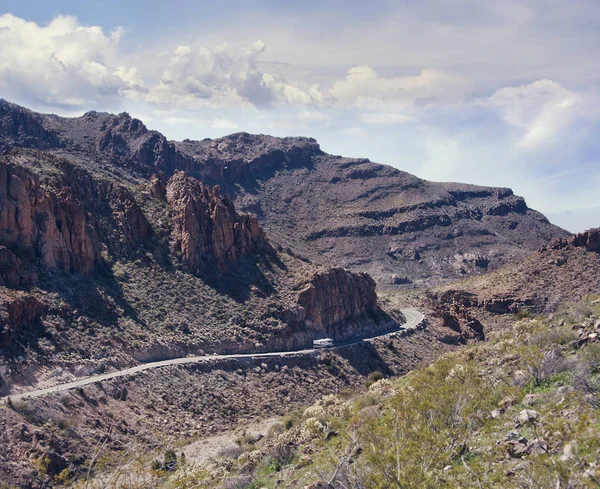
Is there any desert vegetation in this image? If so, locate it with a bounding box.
[138,297,600,489]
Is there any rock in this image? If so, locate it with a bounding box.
[515,409,540,426]
[527,438,548,455]
[166,171,271,274]
[0,292,46,347]
[110,187,152,248]
[547,228,600,253]
[0,162,97,274]
[499,397,517,410]
[429,290,485,343]
[561,441,577,461]
[148,173,167,200]
[512,370,529,387]
[490,409,503,419]
[506,440,529,458]
[296,268,378,330]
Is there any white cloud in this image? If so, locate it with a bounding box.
[212,118,238,129]
[0,14,142,108]
[488,80,588,149]
[360,112,415,125]
[342,127,369,138]
[297,110,330,122]
[329,66,470,108]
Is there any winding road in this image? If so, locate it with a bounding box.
[0,308,424,404]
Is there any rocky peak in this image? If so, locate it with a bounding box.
[0,99,61,149]
[165,171,270,274]
[175,132,322,180]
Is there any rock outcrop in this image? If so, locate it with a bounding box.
[166,171,270,274]
[0,99,61,149]
[544,228,600,253]
[428,290,485,344]
[175,132,322,180]
[0,162,97,274]
[110,187,152,248]
[0,292,46,347]
[297,268,378,330]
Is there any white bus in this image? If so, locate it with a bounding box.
[313,338,334,348]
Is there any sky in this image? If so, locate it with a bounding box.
[0,0,599,232]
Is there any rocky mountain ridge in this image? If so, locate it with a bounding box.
[0,99,568,285]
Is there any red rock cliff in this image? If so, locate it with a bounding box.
[297,268,378,330]
[165,171,269,273]
[0,163,97,274]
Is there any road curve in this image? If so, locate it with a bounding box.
[1,308,424,404]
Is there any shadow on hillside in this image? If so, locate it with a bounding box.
[335,341,395,377]
[0,259,146,369]
[203,252,287,303]
[207,158,316,202]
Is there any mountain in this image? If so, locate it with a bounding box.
[0,99,583,488]
[0,99,568,287]
[1,100,406,395]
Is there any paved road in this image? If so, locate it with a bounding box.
[0,308,424,404]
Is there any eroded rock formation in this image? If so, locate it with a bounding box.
[428,290,485,344]
[544,228,600,253]
[297,268,378,330]
[166,171,270,273]
[0,163,97,274]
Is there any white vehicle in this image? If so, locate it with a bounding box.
[313,338,334,349]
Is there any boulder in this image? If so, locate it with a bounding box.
[515,409,540,426]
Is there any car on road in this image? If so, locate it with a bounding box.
[313,338,334,349]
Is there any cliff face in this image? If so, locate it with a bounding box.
[297,268,378,330]
[0,162,97,275]
[165,171,270,274]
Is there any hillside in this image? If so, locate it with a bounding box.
[154,297,600,489]
[0,99,590,489]
[0,145,399,398]
[0,100,568,286]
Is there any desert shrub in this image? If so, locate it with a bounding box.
[266,442,297,466]
[356,358,500,488]
[579,342,600,373]
[365,370,384,388]
[266,422,285,439]
[516,308,531,320]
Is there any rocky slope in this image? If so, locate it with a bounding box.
[0,99,568,286]
[176,300,600,489]
[432,227,600,316]
[0,145,390,396]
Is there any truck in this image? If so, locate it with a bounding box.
[313,338,334,349]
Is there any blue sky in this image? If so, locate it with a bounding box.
[1,0,599,231]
